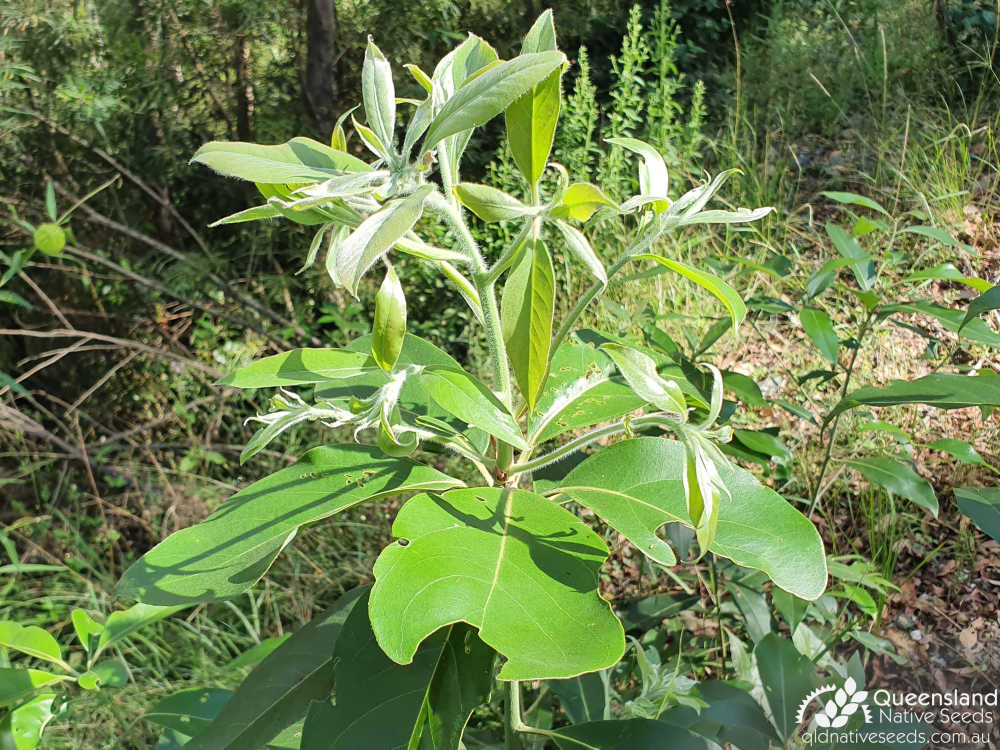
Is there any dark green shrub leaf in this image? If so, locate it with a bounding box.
[547,672,607,725]
[848,457,938,516]
[0,694,57,750]
[754,634,815,741]
[0,669,65,708]
[145,689,233,736]
[955,487,1000,543]
[551,718,710,749]
[116,446,462,605]
[960,284,1000,333]
[827,373,1000,424]
[825,223,875,291]
[799,307,840,364]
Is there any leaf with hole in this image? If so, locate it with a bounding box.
[369,487,625,680]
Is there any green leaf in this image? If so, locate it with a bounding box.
[698,680,780,750]
[0,694,57,750]
[960,284,1000,333]
[723,371,766,407]
[505,67,560,184]
[928,438,991,468]
[219,348,372,388]
[372,266,407,372]
[902,225,975,254]
[551,183,619,222]
[0,670,66,708]
[0,622,62,666]
[91,660,128,688]
[600,344,686,415]
[185,588,365,750]
[771,588,809,633]
[527,343,646,445]
[423,51,565,149]
[827,373,1000,424]
[637,255,746,333]
[825,223,875,291]
[301,596,493,750]
[848,457,938,516]
[226,635,291,670]
[754,634,815,741]
[70,609,103,653]
[955,487,1000,543]
[77,671,100,690]
[501,240,556,412]
[547,672,607,725]
[116,445,462,605]
[820,191,888,216]
[209,203,283,227]
[370,487,625,680]
[419,366,527,450]
[554,220,606,284]
[331,185,433,296]
[799,307,839,364]
[95,603,186,657]
[607,138,669,208]
[903,264,991,293]
[551,719,710,749]
[880,300,1000,348]
[44,182,57,222]
[0,290,31,309]
[145,688,234,736]
[619,593,699,632]
[453,183,533,222]
[362,39,395,154]
[191,138,370,183]
[553,439,828,600]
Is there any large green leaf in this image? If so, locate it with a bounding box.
[527,343,645,445]
[637,255,746,333]
[0,694,57,750]
[547,672,607,725]
[453,183,532,222]
[220,349,372,388]
[799,307,839,364]
[0,622,62,666]
[331,186,433,296]
[505,11,560,185]
[370,487,625,680]
[116,445,462,605]
[960,284,1000,332]
[551,439,827,599]
[191,138,369,183]
[423,51,565,149]
[848,457,938,516]
[880,301,1000,348]
[600,343,686,415]
[754,634,815,741]
[501,240,555,412]
[362,40,396,154]
[550,719,710,749]
[698,680,780,750]
[300,593,493,750]
[145,689,234,737]
[418,366,527,450]
[0,670,66,708]
[185,588,365,750]
[826,373,1000,424]
[955,487,1000,543]
[928,438,992,468]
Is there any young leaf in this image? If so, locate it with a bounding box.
[372,266,407,371]
[362,39,396,155]
[505,11,561,185]
[453,183,533,222]
[825,223,875,291]
[848,457,939,516]
[550,183,619,222]
[0,622,63,666]
[191,137,370,183]
[600,343,686,415]
[549,438,828,600]
[219,348,372,388]
[820,190,888,216]
[554,220,607,284]
[423,51,565,149]
[799,307,840,364]
[637,255,746,333]
[501,240,556,412]
[607,137,669,203]
[44,182,57,222]
[331,185,433,296]
[71,610,103,654]
[115,445,462,605]
[418,366,528,450]
[184,588,366,750]
[370,488,625,680]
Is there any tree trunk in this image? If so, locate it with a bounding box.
[234,32,254,140]
[303,0,337,136]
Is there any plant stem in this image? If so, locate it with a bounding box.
[809,309,874,516]
[504,680,523,750]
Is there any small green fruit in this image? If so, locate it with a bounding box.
[33,223,66,256]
